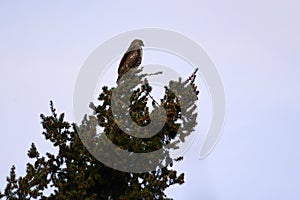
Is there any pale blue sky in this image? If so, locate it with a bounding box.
[1,1,300,199]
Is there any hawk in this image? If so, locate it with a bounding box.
[117,39,144,83]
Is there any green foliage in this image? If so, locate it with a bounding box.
[0,68,199,200]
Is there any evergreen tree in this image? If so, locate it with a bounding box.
[0,67,199,200]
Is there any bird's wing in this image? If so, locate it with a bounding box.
[118,50,140,74]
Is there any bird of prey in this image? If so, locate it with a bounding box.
[116,39,144,83]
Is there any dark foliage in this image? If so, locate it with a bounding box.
[0,67,199,200]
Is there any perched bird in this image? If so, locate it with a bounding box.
[117,39,144,83]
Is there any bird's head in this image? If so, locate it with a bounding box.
[131,39,144,47]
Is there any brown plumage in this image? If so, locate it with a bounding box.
[117,39,144,83]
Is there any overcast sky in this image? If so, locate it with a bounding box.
[1,1,300,199]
